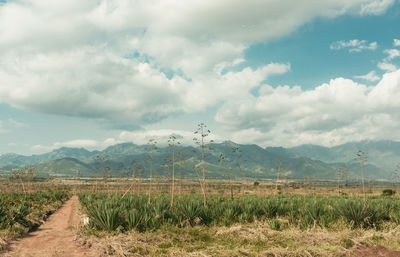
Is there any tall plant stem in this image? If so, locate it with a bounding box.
[171,149,175,208]
[201,127,206,206]
[148,152,153,204]
[360,159,366,206]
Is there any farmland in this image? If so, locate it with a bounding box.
[0,179,400,256]
[75,191,400,256]
[79,193,400,231]
[0,191,69,250]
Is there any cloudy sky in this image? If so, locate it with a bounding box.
[1,0,400,155]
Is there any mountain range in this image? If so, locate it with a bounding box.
[1,140,399,180]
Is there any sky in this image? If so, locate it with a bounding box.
[1,0,400,155]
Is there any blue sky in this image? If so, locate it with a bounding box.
[1,0,400,155]
[245,7,400,88]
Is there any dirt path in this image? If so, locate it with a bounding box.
[4,195,98,257]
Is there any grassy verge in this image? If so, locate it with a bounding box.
[78,222,400,256]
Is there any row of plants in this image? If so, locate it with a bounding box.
[79,193,400,232]
[0,192,69,233]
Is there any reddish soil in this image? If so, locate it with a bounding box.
[4,195,98,257]
[353,245,400,257]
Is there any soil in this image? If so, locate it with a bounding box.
[353,245,400,257]
[4,195,98,257]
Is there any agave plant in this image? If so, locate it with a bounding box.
[126,209,142,230]
[174,200,203,227]
[261,199,279,219]
[88,200,123,231]
[77,192,400,233]
[336,199,379,229]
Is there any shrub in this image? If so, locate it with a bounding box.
[382,189,396,196]
[336,200,382,229]
[269,219,281,231]
[88,200,123,231]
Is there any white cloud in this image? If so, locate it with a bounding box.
[359,0,395,15]
[54,139,99,149]
[6,119,27,128]
[0,121,4,133]
[0,118,27,133]
[378,62,398,72]
[118,129,221,146]
[354,70,380,82]
[216,69,400,147]
[32,138,114,153]
[394,39,400,47]
[30,128,222,153]
[383,49,400,61]
[330,39,378,52]
[0,0,392,128]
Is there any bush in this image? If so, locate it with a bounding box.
[336,200,384,229]
[87,200,123,231]
[382,189,396,196]
[269,219,281,231]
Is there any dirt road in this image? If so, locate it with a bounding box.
[353,246,400,257]
[4,195,98,257]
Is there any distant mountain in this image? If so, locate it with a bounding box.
[102,143,145,156]
[0,147,99,166]
[285,140,400,174]
[33,158,96,177]
[0,140,398,179]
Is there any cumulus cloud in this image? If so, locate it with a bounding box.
[119,129,221,146]
[31,128,221,153]
[383,49,400,61]
[0,118,27,133]
[330,39,378,52]
[216,69,400,147]
[32,138,113,153]
[354,70,380,82]
[0,0,392,129]
[394,39,400,47]
[359,0,395,15]
[378,62,398,72]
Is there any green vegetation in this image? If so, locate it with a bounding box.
[79,193,400,232]
[382,188,396,196]
[0,191,69,249]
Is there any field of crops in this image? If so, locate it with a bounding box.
[0,191,69,249]
[79,193,400,232]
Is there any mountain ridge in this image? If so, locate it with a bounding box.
[0,140,398,179]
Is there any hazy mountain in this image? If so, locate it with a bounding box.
[33,158,96,177]
[286,140,400,173]
[0,147,99,166]
[0,140,397,179]
[102,143,145,156]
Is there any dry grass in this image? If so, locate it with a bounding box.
[0,233,8,252]
[1,178,397,197]
[76,222,400,257]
